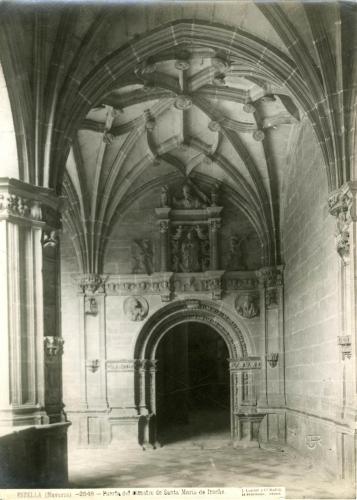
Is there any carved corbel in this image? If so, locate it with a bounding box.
[266,353,279,368]
[41,229,59,249]
[44,336,64,359]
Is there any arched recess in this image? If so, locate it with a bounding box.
[133,299,262,444]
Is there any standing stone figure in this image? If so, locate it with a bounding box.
[160,185,170,208]
[132,239,153,274]
[227,235,247,270]
[173,184,207,209]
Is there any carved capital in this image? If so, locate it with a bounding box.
[159,220,170,233]
[256,266,284,288]
[79,274,106,294]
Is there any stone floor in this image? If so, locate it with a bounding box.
[69,438,355,499]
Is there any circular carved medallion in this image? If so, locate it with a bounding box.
[124,296,149,322]
[235,294,259,319]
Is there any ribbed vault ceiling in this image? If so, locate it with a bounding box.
[64,49,300,272]
[0,2,356,274]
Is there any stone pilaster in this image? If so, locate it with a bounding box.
[77,274,108,412]
[0,178,64,426]
[155,207,171,272]
[256,265,285,409]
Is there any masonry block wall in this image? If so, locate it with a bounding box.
[282,119,353,478]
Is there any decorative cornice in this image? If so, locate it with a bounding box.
[78,271,260,297]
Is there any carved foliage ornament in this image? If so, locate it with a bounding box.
[0,194,43,221]
[80,274,106,294]
[124,296,149,322]
[329,189,353,265]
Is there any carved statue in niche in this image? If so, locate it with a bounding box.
[132,239,153,275]
[124,296,148,321]
[235,294,259,319]
[227,235,247,270]
[160,185,170,208]
[171,225,209,272]
[172,183,207,209]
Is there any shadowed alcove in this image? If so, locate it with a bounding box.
[156,322,230,445]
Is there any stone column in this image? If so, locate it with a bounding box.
[0,178,69,484]
[155,208,171,272]
[0,178,65,425]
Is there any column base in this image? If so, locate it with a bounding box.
[233,412,266,444]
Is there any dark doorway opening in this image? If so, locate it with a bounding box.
[156,322,230,445]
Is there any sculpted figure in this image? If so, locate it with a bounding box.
[181,229,201,272]
[129,298,144,321]
[173,184,206,209]
[160,185,170,208]
[227,235,247,270]
[132,239,153,275]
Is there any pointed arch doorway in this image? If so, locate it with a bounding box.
[156,321,230,445]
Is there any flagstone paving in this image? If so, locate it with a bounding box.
[68,438,355,499]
